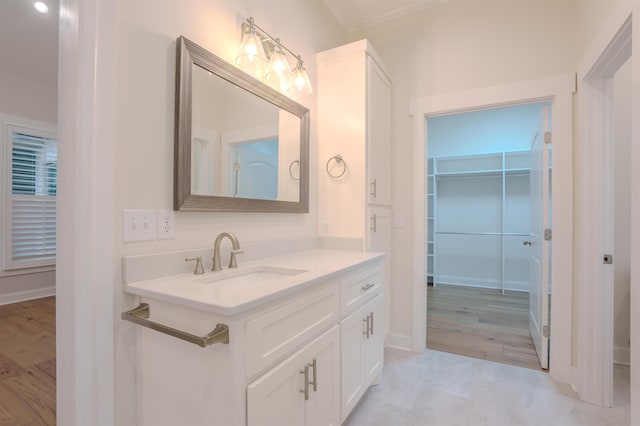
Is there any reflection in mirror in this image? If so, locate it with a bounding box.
[191,64,301,202]
[175,36,309,212]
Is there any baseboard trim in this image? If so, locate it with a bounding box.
[387,333,412,352]
[0,286,55,305]
[613,345,630,366]
[435,275,529,292]
[571,365,580,394]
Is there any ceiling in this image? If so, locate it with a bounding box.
[0,0,59,88]
[0,0,438,88]
[322,0,448,32]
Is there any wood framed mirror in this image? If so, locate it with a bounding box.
[174,36,309,212]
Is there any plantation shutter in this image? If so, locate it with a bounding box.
[6,125,57,269]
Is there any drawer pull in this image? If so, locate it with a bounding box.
[368,312,374,336]
[361,283,376,292]
[363,317,370,339]
[299,365,310,400]
[308,358,317,392]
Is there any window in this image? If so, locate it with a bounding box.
[5,124,57,269]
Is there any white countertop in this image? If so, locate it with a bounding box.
[124,249,384,316]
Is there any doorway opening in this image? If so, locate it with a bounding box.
[425,102,552,371]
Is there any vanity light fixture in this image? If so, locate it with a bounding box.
[34,1,48,13]
[236,17,313,96]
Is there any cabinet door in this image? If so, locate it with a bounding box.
[340,308,367,422]
[366,57,391,206]
[247,349,306,426]
[247,326,340,426]
[367,205,391,336]
[304,326,340,426]
[364,294,384,385]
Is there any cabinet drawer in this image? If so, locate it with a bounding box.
[340,265,382,317]
[246,283,340,378]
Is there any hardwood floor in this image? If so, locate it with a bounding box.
[427,284,543,371]
[0,297,56,425]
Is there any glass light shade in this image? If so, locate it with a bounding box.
[288,65,313,96]
[236,33,267,75]
[264,49,293,88]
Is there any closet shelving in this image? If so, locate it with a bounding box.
[427,150,531,293]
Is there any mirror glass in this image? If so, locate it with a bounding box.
[175,36,309,212]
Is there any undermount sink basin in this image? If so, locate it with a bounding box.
[195,266,307,291]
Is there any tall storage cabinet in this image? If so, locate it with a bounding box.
[317,39,392,338]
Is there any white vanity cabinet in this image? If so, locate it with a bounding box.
[124,250,384,426]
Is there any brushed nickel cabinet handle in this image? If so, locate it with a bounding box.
[361,283,375,292]
[368,312,374,336]
[370,213,377,232]
[308,358,317,392]
[371,179,377,198]
[363,317,370,339]
[299,365,310,400]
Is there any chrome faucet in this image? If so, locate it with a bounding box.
[212,232,242,271]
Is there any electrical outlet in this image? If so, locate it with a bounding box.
[123,209,157,242]
[157,209,175,239]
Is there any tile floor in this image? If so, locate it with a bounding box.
[344,348,630,426]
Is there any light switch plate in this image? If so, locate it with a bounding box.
[157,209,175,239]
[123,209,156,242]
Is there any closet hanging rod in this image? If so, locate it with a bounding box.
[436,231,530,237]
[122,303,229,347]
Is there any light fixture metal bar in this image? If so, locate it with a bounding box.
[244,17,304,65]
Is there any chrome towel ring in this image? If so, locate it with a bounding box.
[326,154,347,178]
[289,160,300,180]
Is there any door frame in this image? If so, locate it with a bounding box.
[575,2,636,410]
[410,74,574,384]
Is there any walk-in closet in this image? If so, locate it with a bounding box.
[425,103,550,371]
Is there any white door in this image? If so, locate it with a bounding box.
[528,105,551,370]
[233,139,278,200]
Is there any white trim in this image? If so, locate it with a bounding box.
[412,108,427,353]
[411,73,574,383]
[613,345,631,367]
[57,0,116,424]
[0,114,56,272]
[387,333,412,351]
[0,286,55,305]
[575,1,635,410]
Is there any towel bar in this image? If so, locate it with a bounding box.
[122,303,229,347]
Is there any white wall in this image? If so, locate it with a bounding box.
[0,68,57,124]
[427,103,545,157]
[350,0,577,345]
[613,57,632,366]
[111,2,347,423]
